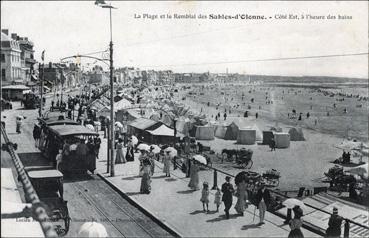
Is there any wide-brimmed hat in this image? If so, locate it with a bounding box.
[225,176,231,181]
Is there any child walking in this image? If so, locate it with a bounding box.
[200,182,210,212]
[214,187,222,212]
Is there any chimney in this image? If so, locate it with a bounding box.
[11,33,17,40]
[1,29,9,35]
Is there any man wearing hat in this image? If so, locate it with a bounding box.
[221,176,235,219]
[255,182,271,226]
[325,207,343,238]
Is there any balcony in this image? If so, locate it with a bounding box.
[25,57,36,64]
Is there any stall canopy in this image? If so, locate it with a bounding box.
[114,98,132,112]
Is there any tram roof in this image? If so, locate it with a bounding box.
[48,125,99,137]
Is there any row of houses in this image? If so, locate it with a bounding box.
[1,29,37,86]
[114,67,175,86]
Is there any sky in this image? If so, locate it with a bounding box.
[1,1,368,78]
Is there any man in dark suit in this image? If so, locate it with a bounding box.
[325,207,343,238]
[221,176,235,219]
[255,183,271,225]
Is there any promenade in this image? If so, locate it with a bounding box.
[96,136,320,237]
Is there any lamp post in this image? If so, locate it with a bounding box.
[95,0,116,177]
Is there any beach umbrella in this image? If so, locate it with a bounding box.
[283,198,307,211]
[192,154,207,165]
[78,222,108,237]
[115,121,123,128]
[85,124,95,131]
[345,163,368,176]
[131,135,138,145]
[150,144,161,154]
[137,143,150,151]
[164,147,177,157]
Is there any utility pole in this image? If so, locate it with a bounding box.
[39,51,45,117]
[96,0,116,176]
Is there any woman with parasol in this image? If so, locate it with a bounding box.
[140,157,152,194]
[288,206,304,238]
[188,159,200,190]
[234,179,248,216]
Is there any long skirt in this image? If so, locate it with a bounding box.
[16,123,21,133]
[140,173,151,194]
[115,148,126,164]
[288,229,304,238]
[234,196,247,214]
[126,148,134,162]
[150,159,155,175]
[188,170,199,190]
[163,159,170,175]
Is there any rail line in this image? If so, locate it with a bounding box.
[72,178,171,237]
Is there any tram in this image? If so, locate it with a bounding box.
[39,122,99,174]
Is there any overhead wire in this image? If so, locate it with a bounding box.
[139,52,369,68]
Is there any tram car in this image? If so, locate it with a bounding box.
[39,122,99,174]
[22,92,40,109]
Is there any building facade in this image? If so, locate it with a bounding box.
[1,30,22,86]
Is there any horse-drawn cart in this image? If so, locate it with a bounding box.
[222,148,253,169]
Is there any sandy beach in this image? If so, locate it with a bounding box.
[172,82,368,191]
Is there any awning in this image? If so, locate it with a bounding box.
[148,124,183,137]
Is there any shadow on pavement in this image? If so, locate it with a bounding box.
[177,189,196,194]
[190,210,206,215]
[152,175,167,179]
[165,178,177,182]
[121,176,137,180]
[206,214,239,223]
[241,223,262,230]
[125,191,141,196]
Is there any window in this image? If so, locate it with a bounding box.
[1,54,4,62]
[1,69,5,78]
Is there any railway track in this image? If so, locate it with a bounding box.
[63,174,174,237]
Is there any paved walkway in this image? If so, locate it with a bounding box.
[96,137,319,237]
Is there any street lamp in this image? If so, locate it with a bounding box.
[95,0,116,177]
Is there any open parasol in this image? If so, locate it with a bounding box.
[137,143,150,151]
[150,144,161,154]
[192,154,207,165]
[164,147,177,157]
[115,121,123,128]
[131,135,138,145]
[283,198,307,211]
[345,163,368,177]
[235,171,248,185]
